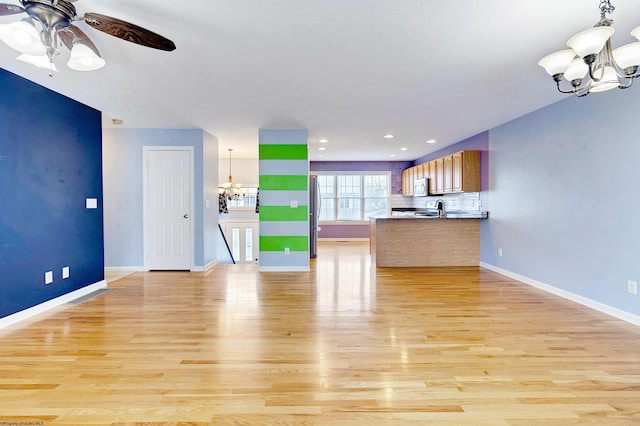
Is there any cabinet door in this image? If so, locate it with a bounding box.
[435,158,444,194]
[452,151,463,192]
[443,155,453,193]
[401,168,412,196]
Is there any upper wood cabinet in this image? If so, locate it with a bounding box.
[402,150,481,196]
[443,155,453,193]
[435,158,444,194]
[450,150,480,193]
[401,166,416,196]
[427,160,437,195]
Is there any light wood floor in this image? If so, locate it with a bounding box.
[1,241,640,425]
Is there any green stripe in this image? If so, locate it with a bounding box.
[259,206,308,222]
[259,175,307,190]
[259,144,308,160]
[260,236,309,252]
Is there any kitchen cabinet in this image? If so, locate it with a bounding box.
[450,150,480,193]
[443,155,453,193]
[435,158,444,194]
[427,160,437,195]
[401,166,415,196]
[401,150,480,196]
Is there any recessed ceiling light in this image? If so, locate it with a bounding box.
[426,139,437,144]
[384,134,394,139]
[319,147,326,151]
[318,139,328,143]
[390,154,396,157]
[400,147,408,151]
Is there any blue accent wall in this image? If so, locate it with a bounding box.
[0,68,104,318]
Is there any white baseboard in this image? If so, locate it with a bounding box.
[480,262,640,327]
[104,266,144,272]
[0,280,107,329]
[192,260,217,272]
[259,266,310,272]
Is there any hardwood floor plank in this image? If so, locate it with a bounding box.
[1,241,640,424]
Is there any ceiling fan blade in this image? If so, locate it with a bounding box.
[0,3,25,16]
[59,24,102,57]
[82,12,176,52]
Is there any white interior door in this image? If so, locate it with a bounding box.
[144,148,193,270]
[224,222,259,264]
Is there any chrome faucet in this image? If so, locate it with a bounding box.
[436,199,446,217]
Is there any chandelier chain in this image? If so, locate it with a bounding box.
[599,0,615,18]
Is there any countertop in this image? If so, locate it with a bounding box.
[382,210,489,220]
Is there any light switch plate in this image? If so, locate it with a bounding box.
[62,266,70,279]
[45,271,53,285]
[86,198,98,209]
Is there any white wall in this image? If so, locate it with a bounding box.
[218,157,259,187]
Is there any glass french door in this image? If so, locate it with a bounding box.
[223,222,259,264]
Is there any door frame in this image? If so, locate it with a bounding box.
[142,146,195,271]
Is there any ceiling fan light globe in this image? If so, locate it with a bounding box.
[567,26,615,58]
[17,53,58,72]
[631,25,640,41]
[0,19,46,56]
[67,43,105,71]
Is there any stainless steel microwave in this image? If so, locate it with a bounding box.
[414,178,428,197]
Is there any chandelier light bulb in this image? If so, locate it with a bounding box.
[588,66,620,92]
[567,27,614,58]
[538,49,576,77]
[612,42,640,71]
[564,58,589,82]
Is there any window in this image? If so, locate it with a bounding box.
[227,187,259,209]
[317,172,390,222]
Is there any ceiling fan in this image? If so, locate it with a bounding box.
[0,0,175,73]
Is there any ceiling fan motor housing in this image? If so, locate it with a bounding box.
[21,0,76,29]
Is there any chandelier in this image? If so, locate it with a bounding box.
[538,0,640,96]
[219,148,247,201]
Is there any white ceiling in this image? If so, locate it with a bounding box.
[2,0,640,160]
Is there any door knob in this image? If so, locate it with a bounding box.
[183,214,189,219]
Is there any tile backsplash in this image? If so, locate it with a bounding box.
[391,192,482,211]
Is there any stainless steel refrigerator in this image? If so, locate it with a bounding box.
[309,174,321,258]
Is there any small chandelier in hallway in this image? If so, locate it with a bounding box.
[538,0,640,96]
[219,148,247,201]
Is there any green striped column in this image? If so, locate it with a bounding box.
[258,129,309,271]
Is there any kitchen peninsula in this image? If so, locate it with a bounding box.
[369,213,487,267]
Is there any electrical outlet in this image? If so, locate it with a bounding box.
[284,247,290,255]
[290,201,298,208]
[628,280,637,295]
[498,248,503,257]
[45,271,53,285]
